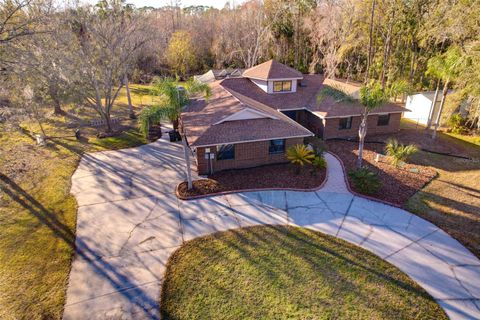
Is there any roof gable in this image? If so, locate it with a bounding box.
[214,107,277,125]
[243,60,303,80]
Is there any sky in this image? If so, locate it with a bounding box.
[86,0,245,9]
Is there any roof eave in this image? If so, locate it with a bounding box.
[190,133,314,149]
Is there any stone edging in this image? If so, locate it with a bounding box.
[176,151,422,208]
[175,170,328,201]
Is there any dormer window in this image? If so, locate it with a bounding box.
[273,81,292,92]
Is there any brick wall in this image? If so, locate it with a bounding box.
[322,113,401,139]
[195,137,304,175]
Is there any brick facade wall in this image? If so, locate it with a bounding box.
[195,137,304,175]
[319,113,401,139]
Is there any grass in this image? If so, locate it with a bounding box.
[161,226,447,320]
[405,150,480,257]
[444,131,480,147]
[397,120,480,258]
[0,85,155,319]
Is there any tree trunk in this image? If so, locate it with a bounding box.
[432,81,449,139]
[426,80,440,129]
[172,118,179,131]
[124,73,135,119]
[381,11,394,89]
[181,133,193,190]
[309,50,320,74]
[49,84,64,116]
[356,113,368,168]
[53,98,63,116]
[103,112,113,133]
[364,0,376,84]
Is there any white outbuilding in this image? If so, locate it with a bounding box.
[403,91,442,126]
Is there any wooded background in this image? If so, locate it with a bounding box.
[1,0,479,129]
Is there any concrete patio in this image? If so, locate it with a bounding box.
[63,135,480,320]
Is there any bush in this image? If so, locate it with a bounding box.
[311,155,327,176]
[384,138,418,167]
[287,144,315,174]
[348,168,381,194]
[448,113,467,134]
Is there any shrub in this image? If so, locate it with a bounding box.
[448,114,467,134]
[311,155,327,176]
[312,155,326,169]
[287,144,315,173]
[384,138,418,167]
[348,168,381,194]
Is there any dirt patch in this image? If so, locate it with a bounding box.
[326,140,437,206]
[177,163,326,199]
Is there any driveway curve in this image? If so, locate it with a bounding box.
[64,135,480,320]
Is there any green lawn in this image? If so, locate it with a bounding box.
[444,131,480,147]
[406,149,480,257]
[0,85,153,319]
[161,226,446,320]
[397,120,480,258]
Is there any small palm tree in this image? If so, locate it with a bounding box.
[138,78,210,190]
[384,138,418,167]
[287,144,315,173]
[139,78,211,135]
[357,83,388,168]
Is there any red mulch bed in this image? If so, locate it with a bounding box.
[177,163,326,199]
[326,140,437,206]
[375,124,476,157]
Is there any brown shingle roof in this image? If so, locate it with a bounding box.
[221,75,408,118]
[183,73,409,147]
[242,60,303,80]
[182,81,312,147]
[221,75,322,110]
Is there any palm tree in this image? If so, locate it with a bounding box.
[139,78,210,189]
[426,46,464,139]
[357,83,388,167]
[319,82,409,168]
[286,144,315,173]
[384,138,418,167]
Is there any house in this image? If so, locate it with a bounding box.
[183,60,407,175]
[403,91,442,126]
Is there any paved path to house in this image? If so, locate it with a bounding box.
[64,136,480,320]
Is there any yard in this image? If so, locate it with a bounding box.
[324,120,480,258]
[0,85,155,319]
[161,225,446,320]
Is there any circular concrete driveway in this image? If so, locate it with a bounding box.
[63,136,480,320]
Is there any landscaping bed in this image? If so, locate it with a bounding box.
[161,225,446,320]
[177,163,326,199]
[326,140,437,206]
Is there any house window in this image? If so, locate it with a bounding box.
[269,139,286,154]
[217,144,235,160]
[377,114,390,126]
[339,117,352,130]
[273,81,292,92]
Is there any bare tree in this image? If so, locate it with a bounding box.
[66,1,150,132]
[0,0,38,45]
[213,0,272,68]
[305,0,354,79]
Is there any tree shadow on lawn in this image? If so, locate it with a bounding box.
[407,189,480,258]
[161,225,445,319]
[0,173,159,319]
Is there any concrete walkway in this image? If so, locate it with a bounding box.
[64,136,480,320]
